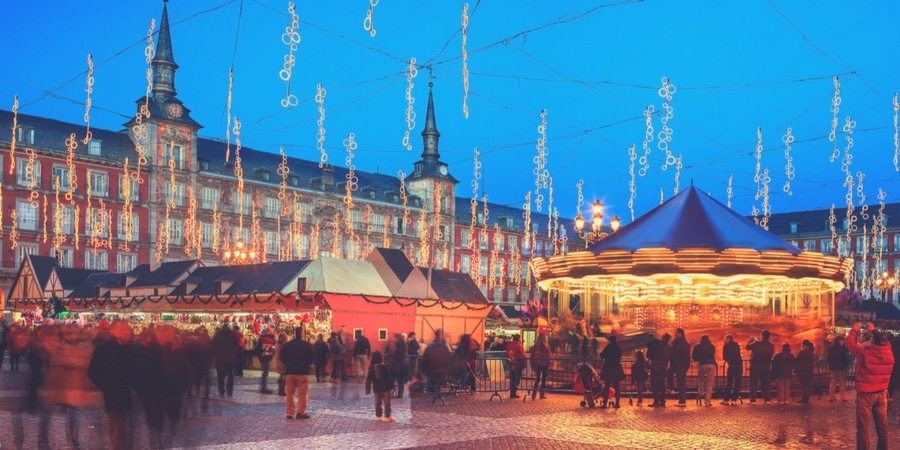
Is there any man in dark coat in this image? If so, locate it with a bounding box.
[721,334,743,405]
[647,333,671,407]
[795,339,815,403]
[599,335,624,408]
[746,329,775,404]
[353,332,371,383]
[88,321,137,450]
[212,324,240,397]
[407,332,420,377]
[390,333,409,398]
[280,327,315,419]
[256,327,277,393]
[420,330,453,387]
[669,328,691,406]
[827,335,849,402]
[140,325,192,449]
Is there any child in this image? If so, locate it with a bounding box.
[632,350,649,406]
[366,351,396,422]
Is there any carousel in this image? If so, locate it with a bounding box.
[531,186,853,342]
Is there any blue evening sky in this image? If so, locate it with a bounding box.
[1,0,898,224]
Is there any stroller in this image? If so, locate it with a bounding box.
[575,361,612,408]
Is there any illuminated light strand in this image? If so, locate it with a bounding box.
[860,224,869,295]
[461,4,469,118]
[363,204,374,259]
[639,105,654,176]
[363,0,378,37]
[398,170,410,240]
[82,54,94,145]
[292,193,304,257]
[552,207,560,256]
[627,144,636,221]
[144,19,155,105]
[343,133,358,238]
[490,223,501,290]
[660,188,664,205]
[657,77,676,171]
[522,191,532,259]
[120,159,134,251]
[53,177,64,254]
[233,117,245,235]
[73,205,80,250]
[753,127,763,201]
[417,201,429,266]
[64,134,78,203]
[252,206,262,260]
[164,141,177,255]
[310,219,320,258]
[279,2,300,108]
[856,171,868,221]
[25,148,39,208]
[893,93,899,171]
[727,174,733,208]
[533,109,549,212]
[316,83,328,166]
[224,68,234,162]
[673,154,683,195]
[560,224,568,256]
[155,222,164,262]
[760,169,771,230]
[41,194,48,244]
[875,189,887,283]
[783,128,795,195]
[547,175,554,239]
[402,60,417,150]
[842,117,857,244]
[469,148,481,268]
[9,209,19,250]
[331,212,341,258]
[186,186,197,257]
[751,204,759,226]
[9,96,18,175]
[828,204,837,256]
[829,76,842,162]
[212,203,221,254]
[277,147,289,209]
[479,194,490,289]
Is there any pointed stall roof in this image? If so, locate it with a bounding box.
[291,257,392,297]
[26,255,59,291]
[66,273,124,299]
[418,267,489,304]
[587,186,800,254]
[126,260,199,288]
[189,260,311,295]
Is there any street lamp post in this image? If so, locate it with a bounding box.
[222,239,259,265]
[573,199,619,247]
[875,271,898,303]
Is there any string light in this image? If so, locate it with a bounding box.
[41,194,48,244]
[461,4,469,118]
[64,134,78,203]
[673,154,682,195]
[331,212,341,257]
[783,128,795,195]
[316,83,328,167]
[53,177,64,255]
[278,147,289,213]
[417,200,428,266]
[280,2,300,107]
[628,144,636,221]
[25,148,38,208]
[252,206,262,260]
[343,133,358,241]
[155,222,164,262]
[225,68,234,162]
[9,96,18,175]
[829,76,841,162]
[760,169,771,230]
[73,205,80,250]
[533,109,549,212]
[381,208,390,248]
[551,206,560,255]
[828,204,837,256]
[657,77,676,171]
[893,93,898,172]
[363,0,378,37]
[186,186,197,258]
[639,105,654,176]
[398,170,410,243]
[120,158,134,251]
[727,174,733,208]
[363,204,374,259]
[233,117,245,235]
[522,191,532,258]
[310,219,320,258]
[754,127,763,201]
[547,175,554,239]
[490,223,501,290]
[402,60,417,150]
[480,193,490,288]
[856,171,868,221]
[82,54,94,145]
[9,208,19,250]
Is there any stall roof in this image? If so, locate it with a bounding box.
[189,260,311,295]
[294,257,392,297]
[421,268,489,304]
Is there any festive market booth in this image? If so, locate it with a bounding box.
[531,186,853,343]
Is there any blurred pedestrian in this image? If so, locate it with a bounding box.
[721,334,743,406]
[795,339,814,404]
[420,329,453,388]
[353,331,371,383]
[0,317,8,369]
[366,351,396,422]
[88,321,137,450]
[41,324,98,449]
[186,326,213,405]
[212,323,240,397]
[454,334,479,393]
[407,332,420,377]
[632,350,649,406]
[647,333,671,407]
[848,322,894,450]
[506,334,527,399]
[390,333,409,398]
[280,327,315,420]
[313,334,328,382]
[6,322,29,371]
[747,330,775,405]
[599,334,624,408]
[274,332,288,396]
[530,333,551,400]
[670,328,691,407]
[141,324,192,449]
[233,325,246,377]
[328,331,345,383]
[772,343,795,405]
[256,326,277,393]
[827,335,849,402]
[692,335,716,407]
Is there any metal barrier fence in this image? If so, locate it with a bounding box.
[420,351,858,404]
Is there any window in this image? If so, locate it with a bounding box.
[16,126,34,145]
[395,217,404,235]
[802,240,816,252]
[199,159,210,171]
[874,236,887,253]
[508,235,517,252]
[55,247,74,268]
[88,140,102,156]
[85,208,109,238]
[856,236,868,256]
[894,234,900,253]
[169,144,185,170]
[16,158,41,187]
[58,205,74,234]
[201,223,214,248]
[117,211,140,240]
[521,262,530,280]
[496,233,505,251]
[499,216,513,229]
[350,210,362,230]
[164,182,185,207]
[200,187,219,210]
[264,197,280,218]
[461,230,471,248]
[460,254,471,274]
[52,165,71,189]
[117,253,137,272]
[837,237,850,257]
[437,225,447,242]
[479,230,488,250]
[535,240,543,257]
[294,202,310,223]
[507,287,516,303]
[118,175,140,202]
[790,223,798,234]
[479,257,488,277]
[169,219,183,245]
[88,170,109,197]
[439,196,449,214]
[371,213,384,233]
[85,250,108,270]
[238,192,252,214]
[522,237,531,255]
[492,286,502,302]
[16,200,38,231]
[820,239,834,254]
[493,260,503,277]
[265,231,279,255]
[16,243,38,265]
[289,175,300,187]
[299,234,310,259]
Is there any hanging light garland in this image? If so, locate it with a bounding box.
[402,60,417,150]
[9,96,18,175]
[41,194,48,244]
[857,171,868,221]
[673,154,683,195]
[783,128,795,195]
[522,191,532,257]
[546,174,554,240]
[212,202,221,255]
[310,219,320,258]
[64,134,78,203]
[639,106,654,176]
[280,2,300,108]
[760,169,771,230]
[343,133,358,239]
[53,177,64,255]
[9,207,19,251]
[330,212,341,257]
[224,68,234,162]
[381,208,390,248]
[469,148,481,273]
[398,170,410,234]
[82,54,94,145]
[828,204,837,255]
[233,117,245,236]
[829,76,842,163]
[73,205,80,250]
[551,206,560,256]
[120,158,134,251]
[727,174,733,208]
[628,144,636,221]
[278,147,289,215]
[893,93,899,172]
[133,19,154,183]
[185,186,197,258]
[479,194,489,288]
[417,200,429,266]
[461,3,469,118]
[25,148,39,208]
[533,110,548,212]
[316,83,328,167]
[752,128,763,225]
[658,77,676,171]
[491,223,502,290]
[363,0,377,37]
[363,204,374,258]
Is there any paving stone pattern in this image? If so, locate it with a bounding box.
[0,368,897,449]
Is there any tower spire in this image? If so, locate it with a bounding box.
[151,0,179,99]
[421,82,440,160]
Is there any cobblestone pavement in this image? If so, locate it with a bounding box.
[1,367,898,449]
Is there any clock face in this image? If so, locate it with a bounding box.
[439,165,448,175]
[167,102,183,119]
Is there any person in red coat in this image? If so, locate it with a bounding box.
[848,322,895,450]
[506,335,527,399]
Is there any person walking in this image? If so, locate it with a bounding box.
[212,324,240,397]
[43,324,98,449]
[420,330,453,387]
[721,334,743,405]
[256,327,277,393]
[313,334,328,382]
[848,322,894,450]
[407,332,420,378]
[632,350,649,406]
[273,332,288,396]
[530,333,551,400]
[327,331,346,383]
[506,334,527,399]
[692,334,716,407]
[0,318,8,370]
[454,334,479,393]
[365,351,396,422]
[280,327,315,420]
[353,332,371,383]
[795,339,815,404]
[771,343,795,405]
[233,325,246,377]
[390,333,409,398]
[827,335,849,402]
[88,321,137,450]
[746,330,775,404]
[599,335,624,408]
[647,333,672,407]
[670,328,691,407]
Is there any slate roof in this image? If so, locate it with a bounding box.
[418,267,489,304]
[588,185,801,254]
[369,248,416,283]
[126,260,198,287]
[26,255,59,290]
[855,301,900,321]
[56,267,106,290]
[189,260,311,295]
[0,110,139,164]
[764,203,900,237]
[454,196,580,236]
[66,272,124,299]
[499,304,522,319]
